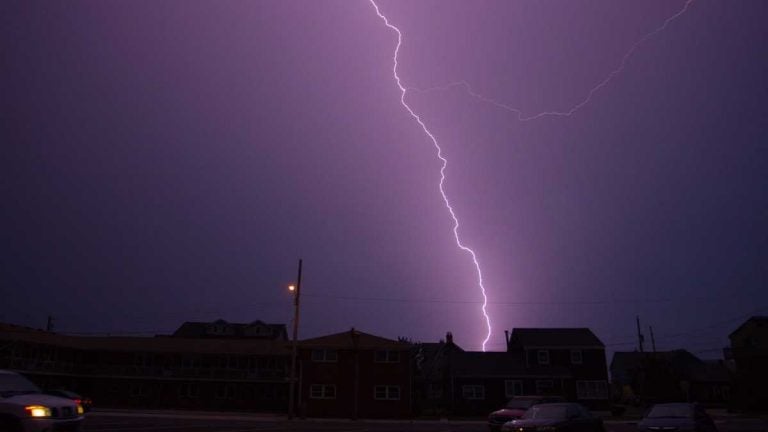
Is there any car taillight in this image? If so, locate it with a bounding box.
[74,399,82,404]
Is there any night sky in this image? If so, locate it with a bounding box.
[2,1,767,355]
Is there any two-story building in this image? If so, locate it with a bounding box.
[505,328,610,409]
[0,320,291,411]
[413,328,610,415]
[610,350,731,406]
[297,328,412,419]
[728,316,768,409]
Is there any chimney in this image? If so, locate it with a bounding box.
[446,332,453,345]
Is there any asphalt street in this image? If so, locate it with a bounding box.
[81,411,768,432]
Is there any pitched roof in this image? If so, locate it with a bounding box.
[610,350,703,378]
[508,328,604,348]
[299,328,409,350]
[171,320,287,340]
[728,316,768,339]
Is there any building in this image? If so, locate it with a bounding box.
[610,350,731,406]
[297,328,412,419]
[0,320,290,411]
[506,328,610,409]
[411,332,464,416]
[413,328,610,415]
[728,316,768,409]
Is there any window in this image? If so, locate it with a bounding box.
[536,380,554,395]
[311,349,338,362]
[462,385,485,400]
[177,383,199,398]
[576,381,608,399]
[375,350,400,363]
[215,383,236,400]
[374,385,401,400]
[310,384,336,399]
[570,350,583,365]
[129,383,146,397]
[537,350,550,365]
[505,380,524,397]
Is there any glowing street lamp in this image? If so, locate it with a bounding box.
[287,260,302,420]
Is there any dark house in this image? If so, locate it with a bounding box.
[413,328,610,415]
[411,332,464,416]
[448,350,572,415]
[506,328,610,409]
[297,328,412,419]
[728,316,768,409]
[610,350,731,406]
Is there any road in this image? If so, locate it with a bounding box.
[81,411,768,432]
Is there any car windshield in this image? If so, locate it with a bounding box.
[523,405,569,420]
[647,405,693,419]
[506,399,537,409]
[0,373,41,397]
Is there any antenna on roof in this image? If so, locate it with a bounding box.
[636,316,645,353]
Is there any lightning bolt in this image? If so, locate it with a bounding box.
[369,0,493,351]
[408,0,695,121]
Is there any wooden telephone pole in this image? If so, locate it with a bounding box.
[287,259,302,419]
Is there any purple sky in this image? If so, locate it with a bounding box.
[2,0,767,355]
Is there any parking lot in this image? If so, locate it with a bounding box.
[80,410,768,432]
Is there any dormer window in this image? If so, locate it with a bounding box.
[537,350,550,365]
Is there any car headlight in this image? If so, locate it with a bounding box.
[25,405,52,418]
[76,404,85,415]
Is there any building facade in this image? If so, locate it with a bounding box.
[297,329,412,419]
[0,321,290,411]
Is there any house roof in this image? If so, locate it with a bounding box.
[728,316,768,339]
[508,328,604,348]
[451,351,572,378]
[610,350,703,378]
[171,320,287,340]
[299,328,409,350]
[0,322,289,355]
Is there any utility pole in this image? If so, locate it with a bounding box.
[649,326,657,353]
[46,315,54,332]
[287,259,302,420]
[636,316,645,353]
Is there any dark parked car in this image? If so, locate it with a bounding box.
[44,389,92,413]
[638,403,717,432]
[502,402,605,432]
[489,396,565,431]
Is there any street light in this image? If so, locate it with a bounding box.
[287,260,302,420]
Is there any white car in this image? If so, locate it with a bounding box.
[0,370,84,432]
